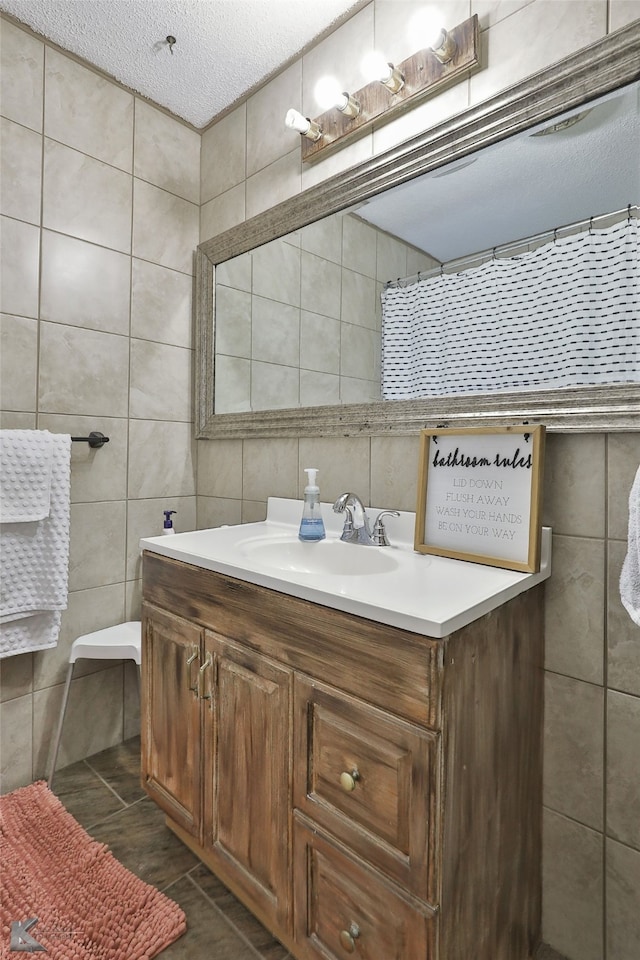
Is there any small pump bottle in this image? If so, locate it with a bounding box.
[298,469,326,542]
[162,510,176,535]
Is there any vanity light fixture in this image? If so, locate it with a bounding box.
[361,51,405,94]
[410,8,457,64]
[285,108,322,142]
[314,76,361,118]
[288,13,480,162]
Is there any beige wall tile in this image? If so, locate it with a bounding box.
[125,579,142,622]
[301,214,342,263]
[542,808,603,960]
[610,0,640,30]
[43,139,132,252]
[68,500,127,592]
[0,216,40,318]
[341,323,378,380]
[131,259,192,348]
[214,355,251,413]
[370,435,421,512]
[34,665,123,777]
[608,540,640,697]
[342,216,377,279]
[301,251,342,319]
[0,18,43,132]
[298,436,371,503]
[544,535,605,684]
[608,433,640,541]
[472,0,537,28]
[129,339,193,421]
[201,104,246,203]
[252,297,300,366]
[253,239,301,306]
[134,99,200,203]
[340,375,380,403]
[302,3,374,118]
[0,694,33,791]
[341,270,377,328]
[38,322,130,417]
[251,360,299,410]
[196,496,243,529]
[44,47,133,171]
[246,148,301,220]
[0,313,37,412]
[0,652,32,703]
[470,0,607,106]
[241,500,268,523]
[607,690,640,850]
[216,251,252,291]
[374,0,469,65]
[40,230,131,335]
[242,438,299,501]
[200,183,245,240]
[197,438,243,499]
[132,178,198,274]
[606,838,640,960]
[215,286,252,357]
[300,370,341,406]
[247,60,302,177]
[543,433,606,538]
[33,582,126,690]
[37,415,128,504]
[543,671,604,829]
[300,312,341,374]
[376,232,409,283]
[128,420,196,498]
[126,496,196,579]
[0,412,36,429]
[0,118,42,224]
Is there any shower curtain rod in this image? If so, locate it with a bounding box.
[384,203,638,290]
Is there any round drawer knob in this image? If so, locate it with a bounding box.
[339,922,360,953]
[339,768,361,792]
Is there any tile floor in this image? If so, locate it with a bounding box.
[50,736,568,960]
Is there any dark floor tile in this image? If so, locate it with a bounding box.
[190,863,290,960]
[51,758,125,827]
[536,945,569,960]
[159,875,262,960]
[84,735,145,806]
[89,796,199,889]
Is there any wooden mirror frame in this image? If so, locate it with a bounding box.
[196,23,640,439]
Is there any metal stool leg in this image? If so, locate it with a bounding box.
[47,662,74,790]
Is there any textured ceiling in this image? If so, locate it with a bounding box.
[0,0,363,128]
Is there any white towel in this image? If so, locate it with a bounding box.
[0,432,72,657]
[0,429,53,521]
[620,464,640,627]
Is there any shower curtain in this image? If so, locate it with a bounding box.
[380,217,639,399]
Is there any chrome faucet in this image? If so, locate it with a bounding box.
[332,492,399,546]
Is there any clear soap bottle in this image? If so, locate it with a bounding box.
[298,468,326,542]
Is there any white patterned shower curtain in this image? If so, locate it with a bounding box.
[380,218,639,399]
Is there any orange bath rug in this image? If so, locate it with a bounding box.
[0,780,186,958]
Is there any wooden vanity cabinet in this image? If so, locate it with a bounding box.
[141,551,544,960]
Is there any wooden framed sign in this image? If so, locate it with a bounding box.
[414,425,545,572]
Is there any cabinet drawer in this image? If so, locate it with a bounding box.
[294,816,434,960]
[294,677,439,903]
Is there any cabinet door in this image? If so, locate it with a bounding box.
[203,633,292,932]
[141,603,202,839]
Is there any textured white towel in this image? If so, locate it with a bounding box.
[620,464,640,627]
[0,432,71,657]
[0,429,53,521]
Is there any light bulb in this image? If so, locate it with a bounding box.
[314,76,360,117]
[285,108,322,142]
[409,8,456,63]
[361,50,404,93]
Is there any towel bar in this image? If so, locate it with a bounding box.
[70,432,109,448]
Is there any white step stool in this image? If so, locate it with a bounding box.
[47,621,141,789]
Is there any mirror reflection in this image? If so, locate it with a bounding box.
[213,79,639,415]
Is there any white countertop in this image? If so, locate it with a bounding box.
[141,498,551,639]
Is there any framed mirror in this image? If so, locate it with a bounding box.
[196,24,640,439]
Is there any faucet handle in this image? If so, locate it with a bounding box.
[372,510,400,546]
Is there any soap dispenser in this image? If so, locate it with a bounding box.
[162,510,176,535]
[299,469,326,542]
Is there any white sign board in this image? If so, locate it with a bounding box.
[414,426,545,572]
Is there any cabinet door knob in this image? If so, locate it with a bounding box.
[339,768,361,792]
[339,922,360,953]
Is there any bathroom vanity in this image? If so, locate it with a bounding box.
[140,501,550,960]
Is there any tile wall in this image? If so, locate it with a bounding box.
[0,18,200,788]
[215,211,434,412]
[198,2,640,959]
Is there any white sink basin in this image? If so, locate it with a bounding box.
[237,535,400,576]
[140,497,551,639]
